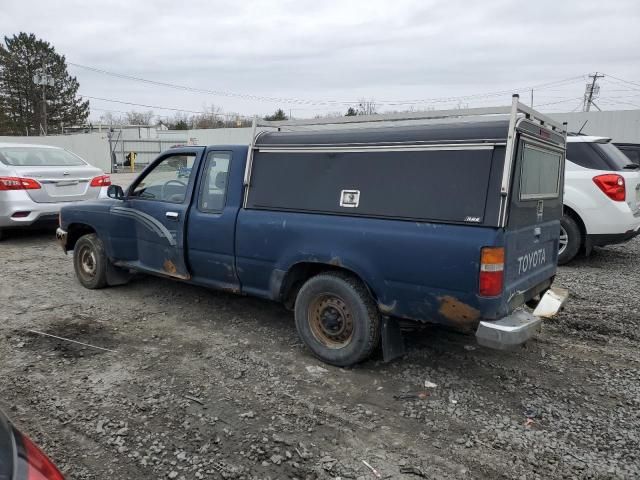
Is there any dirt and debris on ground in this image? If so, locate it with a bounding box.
[1,229,639,479]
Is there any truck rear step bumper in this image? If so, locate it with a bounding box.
[476,287,568,350]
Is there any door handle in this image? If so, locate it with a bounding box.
[165,211,179,220]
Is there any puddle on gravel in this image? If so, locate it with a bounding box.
[15,316,119,359]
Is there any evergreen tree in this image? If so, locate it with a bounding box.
[0,33,89,135]
[264,108,287,121]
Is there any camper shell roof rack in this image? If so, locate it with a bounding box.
[254,95,565,132]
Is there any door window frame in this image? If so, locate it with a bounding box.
[196,150,233,213]
[126,147,204,205]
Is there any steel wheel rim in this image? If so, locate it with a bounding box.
[308,294,354,349]
[79,245,97,278]
[558,226,569,256]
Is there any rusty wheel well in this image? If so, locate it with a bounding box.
[280,263,377,310]
[66,223,96,251]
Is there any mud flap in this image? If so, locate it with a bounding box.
[381,316,405,362]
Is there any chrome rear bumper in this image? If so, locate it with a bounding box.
[476,287,568,350]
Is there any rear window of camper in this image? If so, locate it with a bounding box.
[519,144,562,200]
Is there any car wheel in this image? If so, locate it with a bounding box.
[0,228,3,241]
[558,214,581,265]
[294,272,380,367]
[73,233,108,289]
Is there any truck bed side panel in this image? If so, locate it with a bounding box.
[235,210,505,327]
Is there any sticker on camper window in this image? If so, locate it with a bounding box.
[340,190,360,208]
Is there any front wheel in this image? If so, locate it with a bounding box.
[294,272,380,367]
[558,214,581,265]
[73,233,108,289]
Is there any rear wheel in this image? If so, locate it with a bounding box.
[73,233,108,289]
[294,272,380,367]
[558,214,581,265]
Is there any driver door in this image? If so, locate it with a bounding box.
[115,147,204,279]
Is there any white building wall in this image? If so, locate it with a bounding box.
[549,110,640,143]
[158,128,251,145]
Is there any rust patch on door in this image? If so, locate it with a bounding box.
[438,295,480,329]
[163,259,178,274]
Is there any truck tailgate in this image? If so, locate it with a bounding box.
[503,220,559,308]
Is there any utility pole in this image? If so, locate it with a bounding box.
[33,59,54,136]
[583,72,604,112]
[41,67,47,135]
[530,89,534,108]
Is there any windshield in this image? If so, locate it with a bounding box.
[0,147,87,167]
[593,142,636,170]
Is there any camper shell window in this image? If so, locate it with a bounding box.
[519,144,562,200]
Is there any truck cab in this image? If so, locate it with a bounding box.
[57,96,568,366]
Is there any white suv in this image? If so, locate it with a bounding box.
[560,135,640,264]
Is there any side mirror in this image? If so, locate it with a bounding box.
[107,184,125,199]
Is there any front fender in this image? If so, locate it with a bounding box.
[60,199,122,256]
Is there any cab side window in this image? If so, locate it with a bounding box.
[199,152,231,212]
[130,153,196,203]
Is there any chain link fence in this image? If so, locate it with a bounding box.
[108,133,187,173]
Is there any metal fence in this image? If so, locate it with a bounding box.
[108,134,187,173]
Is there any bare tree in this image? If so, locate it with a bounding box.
[192,105,224,129]
[357,98,377,116]
[125,110,155,125]
[99,111,124,126]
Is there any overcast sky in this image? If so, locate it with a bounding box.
[2,0,640,120]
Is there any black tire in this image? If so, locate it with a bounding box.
[558,214,581,265]
[0,229,4,241]
[294,272,380,367]
[73,233,108,289]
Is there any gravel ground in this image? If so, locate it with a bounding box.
[0,230,638,479]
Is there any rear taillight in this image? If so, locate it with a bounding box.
[90,175,111,187]
[479,247,504,297]
[0,176,41,190]
[17,432,65,480]
[593,174,625,202]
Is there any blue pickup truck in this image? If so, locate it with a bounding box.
[57,96,568,366]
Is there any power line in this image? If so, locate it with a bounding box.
[603,73,640,90]
[534,97,585,108]
[70,62,348,106]
[598,98,640,109]
[81,94,211,115]
[69,61,586,107]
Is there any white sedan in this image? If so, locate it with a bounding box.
[0,143,110,240]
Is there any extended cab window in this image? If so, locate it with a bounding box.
[519,144,562,200]
[199,152,231,212]
[130,153,196,203]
